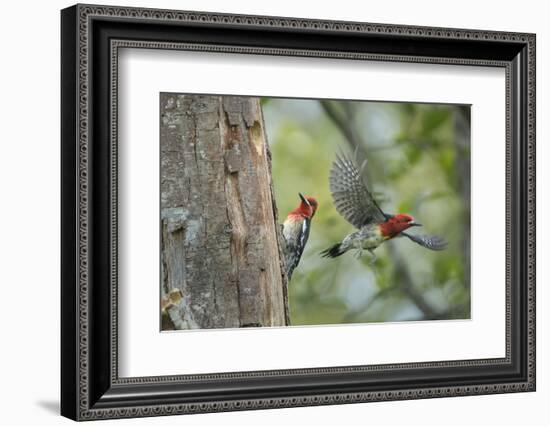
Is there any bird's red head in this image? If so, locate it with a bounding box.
[289,193,318,219]
[380,213,421,237]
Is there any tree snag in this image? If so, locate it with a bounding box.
[160,94,288,330]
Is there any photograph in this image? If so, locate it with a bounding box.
[58,3,536,420]
[57,3,536,419]
[160,93,471,331]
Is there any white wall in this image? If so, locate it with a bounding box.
[0,0,546,424]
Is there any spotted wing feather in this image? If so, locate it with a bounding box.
[329,152,386,229]
[402,232,448,251]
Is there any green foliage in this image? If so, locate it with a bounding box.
[263,98,471,324]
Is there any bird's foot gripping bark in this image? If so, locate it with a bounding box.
[367,249,377,265]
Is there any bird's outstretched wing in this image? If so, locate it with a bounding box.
[329,151,386,229]
[402,232,448,251]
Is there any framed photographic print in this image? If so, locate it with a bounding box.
[61,3,536,421]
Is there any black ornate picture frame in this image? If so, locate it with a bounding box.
[61,4,536,421]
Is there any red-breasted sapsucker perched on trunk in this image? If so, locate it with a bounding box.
[321,152,447,260]
[282,193,319,281]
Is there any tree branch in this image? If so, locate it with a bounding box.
[320,100,445,321]
[320,100,362,151]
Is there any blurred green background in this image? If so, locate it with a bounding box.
[262,98,471,325]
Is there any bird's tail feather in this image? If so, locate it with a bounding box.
[320,242,346,258]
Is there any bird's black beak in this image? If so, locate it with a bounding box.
[299,193,311,206]
[410,221,422,227]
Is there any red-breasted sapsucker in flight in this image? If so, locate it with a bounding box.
[321,152,447,260]
[282,193,319,281]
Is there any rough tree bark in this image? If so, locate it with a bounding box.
[160,94,288,330]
